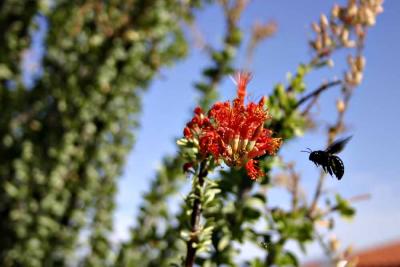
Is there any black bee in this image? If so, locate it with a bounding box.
[302,136,352,180]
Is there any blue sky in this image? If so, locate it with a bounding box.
[114,0,400,262]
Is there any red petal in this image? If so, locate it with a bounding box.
[245,159,263,180]
[234,71,252,102]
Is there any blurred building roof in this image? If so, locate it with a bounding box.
[305,241,400,267]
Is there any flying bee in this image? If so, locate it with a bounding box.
[302,136,352,180]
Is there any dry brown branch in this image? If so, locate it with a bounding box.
[245,20,277,69]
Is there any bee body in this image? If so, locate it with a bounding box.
[309,151,344,180]
[309,150,329,166]
[304,136,352,180]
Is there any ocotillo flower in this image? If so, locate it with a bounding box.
[182,71,281,180]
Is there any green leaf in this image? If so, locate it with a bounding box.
[217,235,230,251]
[335,194,356,219]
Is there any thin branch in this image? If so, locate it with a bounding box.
[314,230,334,259]
[301,93,320,116]
[185,160,208,267]
[288,164,300,211]
[309,171,327,217]
[295,80,342,108]
[187,20,212,53]
[244,20,277,69]
[320,193,371,217]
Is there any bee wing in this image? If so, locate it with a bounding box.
[325,136,352,154]
[330,155,344,180]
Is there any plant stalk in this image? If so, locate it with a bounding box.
[185,160,208,267]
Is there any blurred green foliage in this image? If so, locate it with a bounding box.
[0,0,196,266]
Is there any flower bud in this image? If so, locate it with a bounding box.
[331,4,340,17]
[312,22,321,33]
[365,8,376,26]
[327,59,335,68]
[329,236,340,252]
[320,14,329,28]
[316,219,330,228]
[341,28,350,44]
[323,34,332,47]
[355,56,366,71]
[344,245,354,258]
[329,24,337,36]
[345,72,353,85]
[355,24,365,38]
[375,2,384,14]
[346,40,356,48]
[336,99,346,113]
[314,38,323,51]
[353,71,363,85]
[347,4,358,18]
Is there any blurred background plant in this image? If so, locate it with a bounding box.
[0,0,395,267]
[0,0,197,266]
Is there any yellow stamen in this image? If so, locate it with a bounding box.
[232,136,240,153]
[246,140,256,152]
[240,139,249,152]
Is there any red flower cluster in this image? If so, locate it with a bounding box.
[183,72,282,180]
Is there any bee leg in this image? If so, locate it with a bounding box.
[327,164,333,176]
